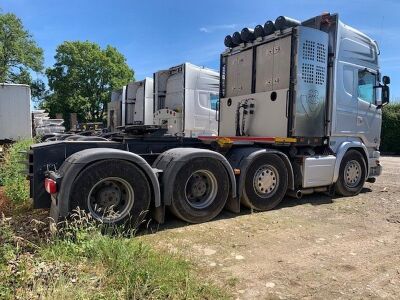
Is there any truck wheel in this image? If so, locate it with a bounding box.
[70,160,151,226]
[170,158,229,223]
[242,154,288,211]
[335,150,366,196]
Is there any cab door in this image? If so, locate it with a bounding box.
[356,69,382,147]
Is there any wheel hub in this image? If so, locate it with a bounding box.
[190,175,207,198]
[87,177,134,222]
[98,186,121,207]
[185,170,218,209]
[253,165,279,198]
[344,160,361,188]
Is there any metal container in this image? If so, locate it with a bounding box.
[0,84,32,141]
[219,26,328,138]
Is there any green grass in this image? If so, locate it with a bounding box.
[0,213,228,300]
[0,139,33,204]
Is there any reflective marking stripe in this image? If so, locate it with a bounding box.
[274,137,297,143]
[198,136,297,144]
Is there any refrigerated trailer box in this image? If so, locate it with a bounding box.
[125,78,154,126]
[0,84,32,141]
[153,62,220,137]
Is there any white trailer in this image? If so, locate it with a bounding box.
[107,87,125,132]
[153,62,219,137]
[124,78,154,126]
[30,13,390,227]
[0,84,32,142]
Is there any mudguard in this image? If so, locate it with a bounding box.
[226,147,295,205]
[152,148,238,214]
[54,148,160,220]
[332,141,369,182]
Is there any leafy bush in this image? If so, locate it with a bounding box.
[381,103,400,154]
[0,139,33,204]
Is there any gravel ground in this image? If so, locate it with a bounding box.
[1,156,399,299]
[141,156,400,299]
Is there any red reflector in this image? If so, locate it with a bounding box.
[44,178,57,194]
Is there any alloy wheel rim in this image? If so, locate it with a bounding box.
[253,164,279,198]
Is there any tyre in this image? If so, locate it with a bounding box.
[335,150,366,196]
[170,158,229,223]
[70,159,151,226]
[241,154,288,211]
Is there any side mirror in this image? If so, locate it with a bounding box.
[376,75,390,109]
[381,85,390,104]
[376,85,390,109]
[383,76,390,85]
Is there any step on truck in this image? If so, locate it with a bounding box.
[28,13,390,226]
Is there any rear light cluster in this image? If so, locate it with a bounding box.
[44,178,57,194]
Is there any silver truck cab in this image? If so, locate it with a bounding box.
[328,19,384,178]
[219,13,389,183]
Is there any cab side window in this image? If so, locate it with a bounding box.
[210,94,219,111]
[358,70,376,104]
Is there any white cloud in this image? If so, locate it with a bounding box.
[199,24,237,33]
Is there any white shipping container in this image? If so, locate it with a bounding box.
[0,84,32,141]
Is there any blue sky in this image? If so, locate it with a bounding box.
[1,0,399,100]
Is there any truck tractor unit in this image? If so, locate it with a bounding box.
[27,13,390,226]
[124,77,154,126]
[153,62,220,137]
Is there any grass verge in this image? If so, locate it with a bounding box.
[0,212,228,300]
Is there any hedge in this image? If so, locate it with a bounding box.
[381,103,400,154]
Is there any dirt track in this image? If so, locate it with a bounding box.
[142,156,400,299]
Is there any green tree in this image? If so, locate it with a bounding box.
[43,41,134,123]
[0,12,44,91]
